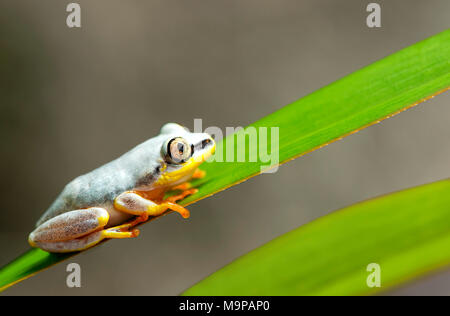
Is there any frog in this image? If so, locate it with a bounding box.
[28,123,215,253]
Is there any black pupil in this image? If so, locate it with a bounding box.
[177,142,184,154]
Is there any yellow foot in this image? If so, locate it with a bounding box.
[111,214,150,232]
[102,228,140,239]
[192,169,206,179]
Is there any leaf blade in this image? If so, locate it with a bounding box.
[183,179,450,296]
[183,29,450,205]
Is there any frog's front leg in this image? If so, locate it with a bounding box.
[165,187,198,203]
[114,191,191,219]
[192,168,206,179]
[28,207,139,253]
[164,168,205,201]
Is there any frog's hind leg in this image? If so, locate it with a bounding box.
[114,191,191,219]
[29,207,139,253]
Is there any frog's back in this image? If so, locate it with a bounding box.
[36,136,164,226]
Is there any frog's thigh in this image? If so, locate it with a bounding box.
[31,230,104,253]
[29,207,110,245]
[114,191,190,218]
[30,228,139,253]
[29,207,139,253]
[114,192,158,215]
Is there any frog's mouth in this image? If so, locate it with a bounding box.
[155,137,216,187]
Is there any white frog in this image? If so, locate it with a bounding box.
[28,123,215,253]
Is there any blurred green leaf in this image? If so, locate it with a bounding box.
[183,179,450,295]
[1,29,449,292]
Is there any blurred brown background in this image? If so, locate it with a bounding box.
[0,0,449,295]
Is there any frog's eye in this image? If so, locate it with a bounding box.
[162,137,192,164]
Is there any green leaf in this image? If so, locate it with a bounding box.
[183,29,450,205]
[1,29,449,292]
[0,249,73,291]
[183,179,450,296]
